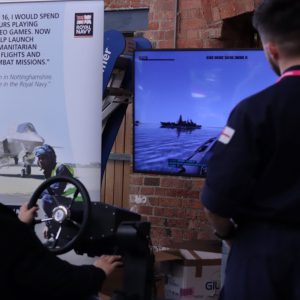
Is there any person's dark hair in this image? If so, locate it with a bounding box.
[253,0,300,56]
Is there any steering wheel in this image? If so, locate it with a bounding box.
[28,176,91,255]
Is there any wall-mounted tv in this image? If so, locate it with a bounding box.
[133,49,278,177]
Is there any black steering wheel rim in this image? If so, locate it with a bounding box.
[28,176,91,255]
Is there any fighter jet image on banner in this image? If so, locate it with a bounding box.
[0,122,44,177]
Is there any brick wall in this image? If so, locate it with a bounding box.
[140,0,260,49]
[105,0,262,247]
[105,0,150,9]
[129,174,215,246]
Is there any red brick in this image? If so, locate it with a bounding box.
[176,39,189,48]
[157,10,177,20]
[182,199,202,209]
[185,208,202,219]
[191,8,204,18]
[160,177,186,188]
[234,0,255,15]
[151,11,161,21]
[212,6,221,21]
[175,208,186,219]
[186,29,199,40]
[144,177,160,186]
[171,228,183,239]
[156,0,175,11]
[153,207,165,217]
[148,21,159,30]
[159,198,182,207]
[131,1,149,8]
[176,189,200,199]
[183,230,198,240]
[197,225,216,239]
[151,226,167,238]
[166,218,189,228]
[199,29,209,40]
[155,187,179,197]
[148,216,166,226]
[218,2,236,19]
[148,197,159,206]
[184,179,194,190]
[153,207,180,218]
[155,237,173,248]
[140,186,155,195]
[141,215,149,222]
[188,219,203,229]
[192,179,205,190]
[129,186,140,194]
[130,175,143,185]
[151,30,166,41]
[202,7,213,23]
[164,30,175,40]
[181,18,205,30]
[180,0,200,10]
[163,208,179,218]
[204,38,224,48]
[208,26,222,39]
[138,205,154,215]
[159,20,174,31]
[105,0,150,9]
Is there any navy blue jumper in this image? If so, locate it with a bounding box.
[202,66,300,300]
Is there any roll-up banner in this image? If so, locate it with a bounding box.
[0,0,104,204]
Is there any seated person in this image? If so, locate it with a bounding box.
[0,201,122,300]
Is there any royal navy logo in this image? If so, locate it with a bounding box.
[74,13,93,37]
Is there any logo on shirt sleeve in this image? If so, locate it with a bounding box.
[218,126,235,144]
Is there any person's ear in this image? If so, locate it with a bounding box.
[265,41,280,61]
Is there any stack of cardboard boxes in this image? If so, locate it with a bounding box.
[157,248,222,300]
[101,240,222,300]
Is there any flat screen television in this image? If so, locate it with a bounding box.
[133,49,278,177]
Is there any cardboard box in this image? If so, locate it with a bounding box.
[100,239,222,300]
[158,249,222,300]
[100,252,177,299]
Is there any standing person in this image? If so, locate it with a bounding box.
[201,0,300,299]
[0,201,122,300]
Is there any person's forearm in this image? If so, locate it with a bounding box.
[204,207,236,237]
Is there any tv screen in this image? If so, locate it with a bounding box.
[133,49,278,177]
